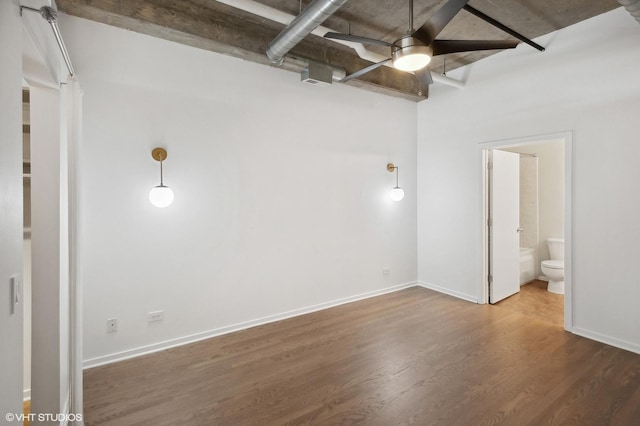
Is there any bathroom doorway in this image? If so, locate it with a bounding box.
[481,133,572,330]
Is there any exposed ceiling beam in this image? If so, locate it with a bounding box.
[56,0,427,101]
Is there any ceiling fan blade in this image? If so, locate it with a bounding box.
[414,68,433,87]
[340,58,392,83]
[412,0,469,44]
[324,32,393,47]
[432,39,518,55]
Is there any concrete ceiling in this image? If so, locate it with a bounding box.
[56,0,620,101]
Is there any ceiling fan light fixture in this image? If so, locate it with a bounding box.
[392,37,432,72]
[393,51,431,72]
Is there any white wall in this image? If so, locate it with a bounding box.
[0,0,26,417]
[59,15,418,365]
[516,154,539,253]
[417,8,640,353]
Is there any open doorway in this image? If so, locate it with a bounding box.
[22,87,32,414]
[481,133,572,330]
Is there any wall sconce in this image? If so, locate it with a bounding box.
[387,163,405,202]
[149,148,174,208]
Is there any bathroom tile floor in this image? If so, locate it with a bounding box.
[494,280,564,327]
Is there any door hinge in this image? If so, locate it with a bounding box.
[487,161,493,170]
[488,274,493,283]
[487,218,492,227]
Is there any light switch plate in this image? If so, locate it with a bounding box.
[10,274,22,315]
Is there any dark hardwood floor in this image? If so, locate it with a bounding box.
[494,280,564,328]
[84,287,640,425]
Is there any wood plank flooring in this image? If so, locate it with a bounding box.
[24,400,30,426]
[83,287,640,425]
[494,280,564,328]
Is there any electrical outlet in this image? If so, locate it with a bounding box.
[383,267,391,276]
[147,310,164,323]
[106,318,118,333]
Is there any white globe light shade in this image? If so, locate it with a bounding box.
[149,185,174,208]
[389,187,405,202]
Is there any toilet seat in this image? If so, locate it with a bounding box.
[542,260,564,269]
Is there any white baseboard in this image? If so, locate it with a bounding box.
[23,389,30,401]
[83,281,418,369]
[417,281,479,304]
[572,326,640,355]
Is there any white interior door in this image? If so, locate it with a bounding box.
[489,150,520,303]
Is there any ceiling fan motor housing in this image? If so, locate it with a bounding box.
[392,36,433,72]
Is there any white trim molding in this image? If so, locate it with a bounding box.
[83,281,418,369]
[417,281,479,304]
[572,327,640,356]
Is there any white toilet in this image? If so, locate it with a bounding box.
[541,238,564,294]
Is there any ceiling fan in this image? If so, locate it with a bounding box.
[324,0,519,87]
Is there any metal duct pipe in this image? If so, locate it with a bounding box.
[21,5,76,76]
[618,0,640,22]
[266,0,349,64]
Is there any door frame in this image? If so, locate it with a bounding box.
[479,132,573,331]
[22,8,83,420]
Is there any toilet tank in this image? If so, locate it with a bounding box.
[547,238,564,260]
